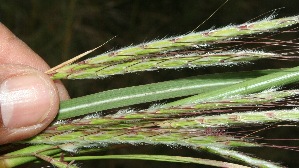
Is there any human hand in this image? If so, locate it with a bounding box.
[0,23,69,145]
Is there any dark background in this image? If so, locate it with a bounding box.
[1,0,299,167]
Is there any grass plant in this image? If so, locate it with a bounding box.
[1,14,299,168]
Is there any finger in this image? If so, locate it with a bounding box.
[0,64,59,145]
[0,23,69,100]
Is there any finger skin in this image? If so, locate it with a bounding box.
[0,23,69,100]
[0,23,69,144]
[0,65,59,144]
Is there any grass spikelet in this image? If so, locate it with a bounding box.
[47,15,299,80]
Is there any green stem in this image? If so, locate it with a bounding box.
[165,65,299,107]
[202,146,281,168]
[57,69,278,120]
[49,89,298,133]
[0,145,60,168]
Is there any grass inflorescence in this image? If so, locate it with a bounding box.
[2,14,299,168]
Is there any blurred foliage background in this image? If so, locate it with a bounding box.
[1,0,299,167]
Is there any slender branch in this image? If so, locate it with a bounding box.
[62,154,250,168]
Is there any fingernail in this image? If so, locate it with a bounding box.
[0,74,52,128]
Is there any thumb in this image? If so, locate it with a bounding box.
[0,64,59,145]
